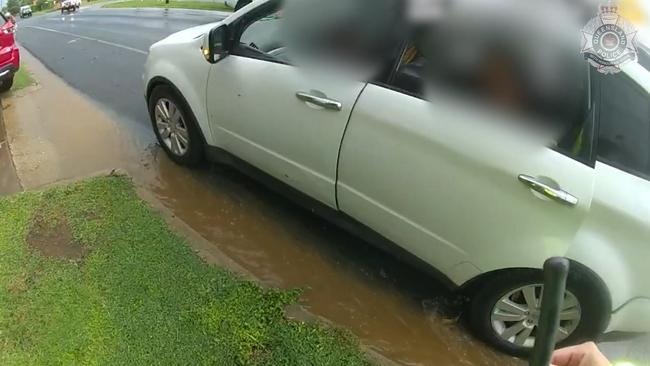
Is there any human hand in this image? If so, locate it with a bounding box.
[551,342,611,366]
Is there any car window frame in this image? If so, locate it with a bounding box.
[593,70,650,181]
[551,65,599,168]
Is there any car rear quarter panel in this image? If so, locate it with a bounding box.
[567,162,650,311]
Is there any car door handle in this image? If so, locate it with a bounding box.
[295,92,342,111]
[517,174,578,207]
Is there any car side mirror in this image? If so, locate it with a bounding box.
[203,24,229,63]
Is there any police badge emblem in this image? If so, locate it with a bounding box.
[581,3,638,74]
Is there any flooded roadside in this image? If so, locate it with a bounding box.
[141,153,520,365]
[4,50,520,365]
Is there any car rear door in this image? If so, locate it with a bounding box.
[206,5,365,208]
[336,81,597,285]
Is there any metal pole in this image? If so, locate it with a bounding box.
[529,257,570,366]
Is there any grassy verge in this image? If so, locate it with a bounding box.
[30,0,111,15]
[12,64,36,91]
[104,0,232,11]
[0,176,370,365]
[30,7,58,16]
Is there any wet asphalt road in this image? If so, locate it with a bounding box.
[17,7,227,138]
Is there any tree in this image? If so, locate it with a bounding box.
[6,0,20,15]
[20,0,31,6]
[35,0,51,11]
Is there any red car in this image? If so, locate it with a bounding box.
[0,13,19,92]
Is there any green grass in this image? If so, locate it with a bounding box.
[103,0,232,11]
[12,64,36,91]
[0,176,371,366]
[30,6,58,16]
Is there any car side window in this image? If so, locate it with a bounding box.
[382,41,595,165]
[388,43,427,98]
[597,73,650,179]
[234,8,289,64]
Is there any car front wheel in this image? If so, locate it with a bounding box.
[467,268,609,357]
[148,85,204,166]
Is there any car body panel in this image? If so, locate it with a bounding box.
[568,162,650,311]
[337,84,597,285]
[144,26,217,146]
[0,19,19,78]
[206,55,365,208]
[607,297,650,332]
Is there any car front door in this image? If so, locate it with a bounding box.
[337,77,597,285]
[206,4,365,208]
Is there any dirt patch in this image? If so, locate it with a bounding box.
[27,211,86,260]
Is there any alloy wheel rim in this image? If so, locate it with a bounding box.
[490,284,581,348]
[154,98,189,156]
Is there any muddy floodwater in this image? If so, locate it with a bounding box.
[5,50,521,365]
[140,152,521,366]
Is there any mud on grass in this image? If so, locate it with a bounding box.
[0,176,371,365]
[26,209,87,260]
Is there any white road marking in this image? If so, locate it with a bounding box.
[67,38,79,44]
[24,25,148,55]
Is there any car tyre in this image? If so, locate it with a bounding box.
[466,268,610,357]
[148,85,204,166]
[0,76,14,93]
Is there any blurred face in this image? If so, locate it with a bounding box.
[479,54,527,112]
